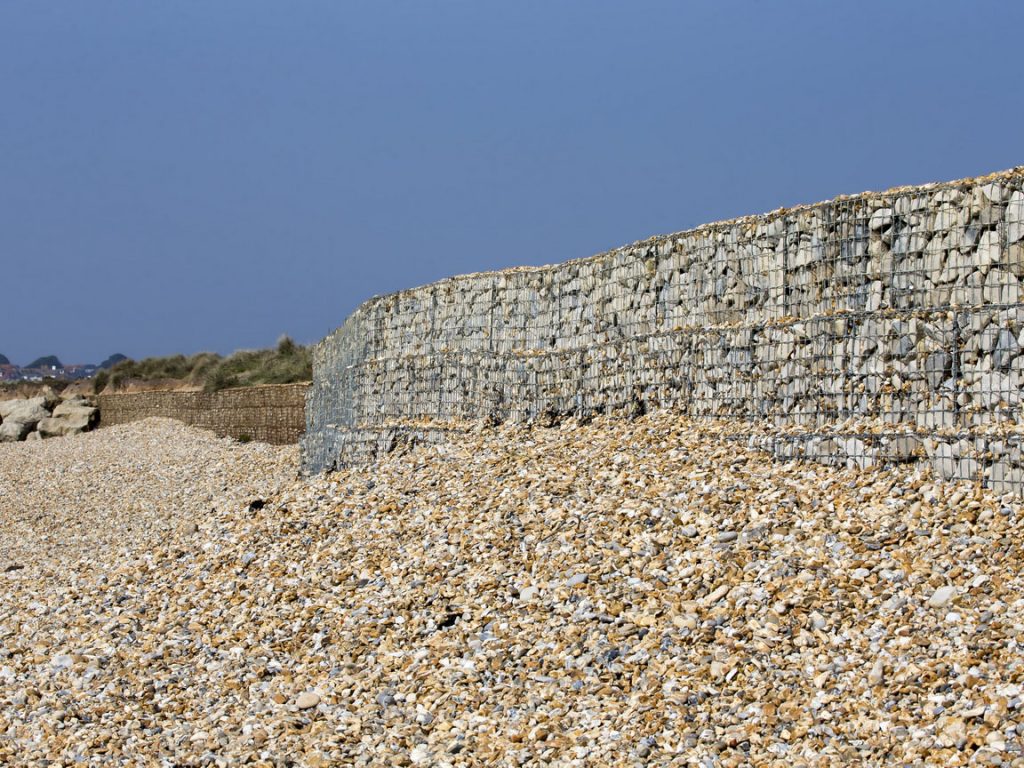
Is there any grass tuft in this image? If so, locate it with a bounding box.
[104,337,312,392]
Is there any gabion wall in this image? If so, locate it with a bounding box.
[303,169,1024,491]
[99,383,309,445]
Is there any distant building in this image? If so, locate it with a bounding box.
[63,364,98,380]
[0,358,108,382]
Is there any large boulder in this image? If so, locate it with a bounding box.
[0,398,24,419]
[56,393,92,411]
[37,402,98,438]
[39,387,62,411]
[0,420,32,443]
[0,397,51,429]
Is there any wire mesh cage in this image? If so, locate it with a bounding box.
[302,171,1024,493]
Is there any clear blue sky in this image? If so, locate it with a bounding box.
[2,1,1022,365]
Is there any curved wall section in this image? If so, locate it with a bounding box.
[303,169,1024,491]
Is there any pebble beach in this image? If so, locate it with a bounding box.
[2,415,1024,766]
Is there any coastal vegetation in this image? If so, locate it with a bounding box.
[97,335,311,393]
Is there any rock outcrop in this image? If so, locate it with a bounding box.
[0,398,51,429]
[37,397,99,438]
[0,420,32,443]
[0,392,98,442]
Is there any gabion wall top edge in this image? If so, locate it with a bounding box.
[318,166,1024,343]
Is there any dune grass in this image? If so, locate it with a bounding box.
[101,336,312,393]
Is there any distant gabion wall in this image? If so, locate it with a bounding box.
[98,383,309,444]
[303,169,1024,492]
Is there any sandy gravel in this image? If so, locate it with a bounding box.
[0,418,297,577]
[1,415,1024,766]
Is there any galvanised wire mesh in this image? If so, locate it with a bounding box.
[303,170,1024,493]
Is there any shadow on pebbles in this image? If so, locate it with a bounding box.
[1,414,1023,766]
